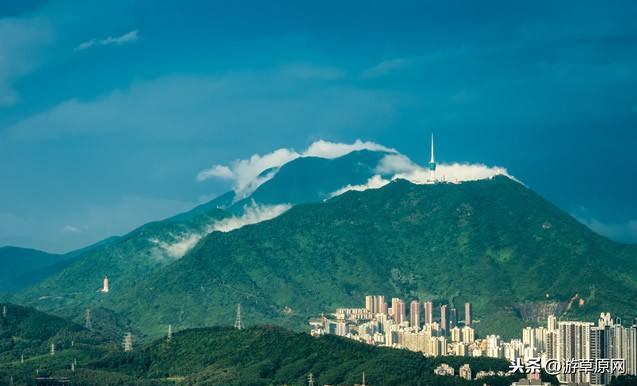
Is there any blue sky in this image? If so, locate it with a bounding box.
[1,0,636,252]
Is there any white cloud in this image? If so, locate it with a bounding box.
[329,175,391,198]
[392,162,514,185]
[197,148,298,199]
[197,139,395,199]
[374,154,416,174]
[74,39,95,51]
[375,153,514,183]
[153,203,291,258]
[362,58,410,79]
[62,225,83,233]
[304,139,395,159]
[328,152,516,198]
[198,140,513,202]
[101,30,138,45]
[150,233,200,260]
[75,30,138,51]
[196,165,234,181]
[212,202,291,232]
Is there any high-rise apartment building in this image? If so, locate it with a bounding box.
[409,300,420,328]
[590,326,610,385]
[376,296,385,315]
[557,321,592,384]
[364,295,387,316]
[424,301,433,326]
[365,295,374,314]
[449,307,458,329]
[547,314,557,332]
[391,298,406,324]
[440,304,449,336]
[464,302,472,327]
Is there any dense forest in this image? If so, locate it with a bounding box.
[1,303,552,385]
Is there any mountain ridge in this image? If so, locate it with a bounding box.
[11,150,391,308]
[0,247,76,293]
[107,176,637,338]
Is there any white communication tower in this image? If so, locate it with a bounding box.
[167,324,173,342]
[234,303,243,330]
[85,309,92,330]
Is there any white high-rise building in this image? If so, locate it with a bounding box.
[590,326,610,385]
[486,335,502,358]
[628,324,637,376]
[461,326,475,344]
[522,327,535,350]
[534,326,548,353]
[547,314,557,332]
[557,321,593,384]
[450,327,462,343]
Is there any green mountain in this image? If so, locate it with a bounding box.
[110,177,637,338]
[12,151,637,340]
[0,303,115,386]
[0,247,76,293]
[14,207,228,312]
[0,303,110,365]
[181,149,391,215]
[14,150,390,312]
[228,149,391,211]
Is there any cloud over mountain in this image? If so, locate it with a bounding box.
[376,153,514,183]
[197,140,395,199]
[152,203,291,259]
[198,140,514,200]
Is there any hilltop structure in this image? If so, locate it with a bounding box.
[428,133,437,182]
[100,275,109,293]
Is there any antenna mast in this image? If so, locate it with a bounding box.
[234,303,243,330]
[428,132,437,182]
[85,309,93,330]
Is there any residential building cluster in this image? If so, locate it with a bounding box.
[309,295,637,385]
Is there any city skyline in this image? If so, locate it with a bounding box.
[312,294,637,385]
